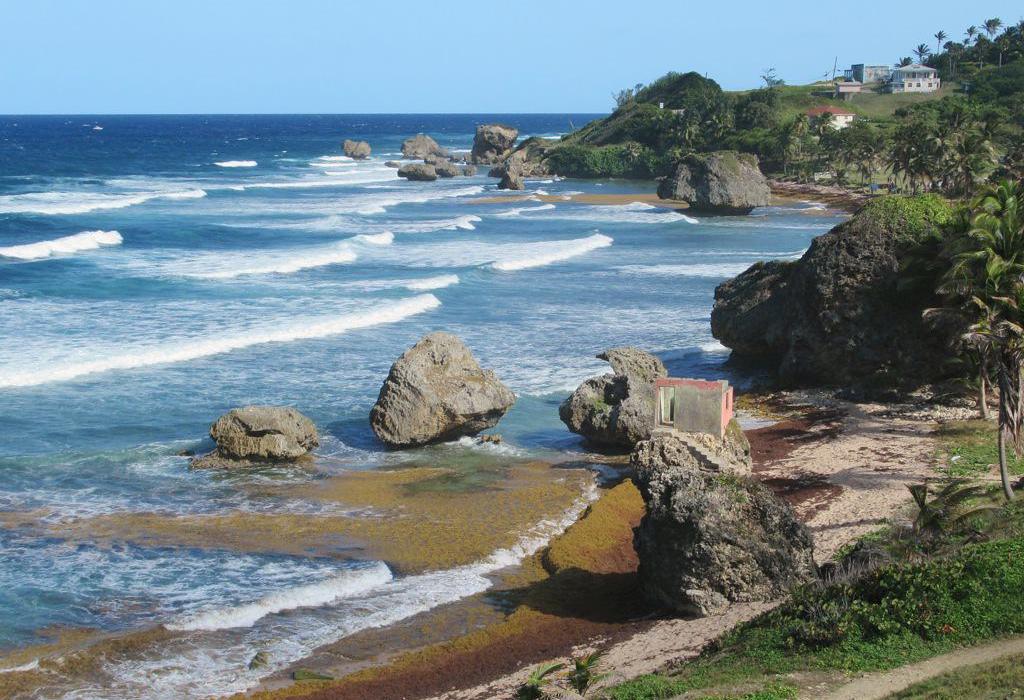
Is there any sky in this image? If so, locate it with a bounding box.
[1,0,1022,114]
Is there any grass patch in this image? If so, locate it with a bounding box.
[888,651,1024,699]
[603,533,1024,699]
[935,419,1024,477]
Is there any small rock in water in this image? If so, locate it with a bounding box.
[342,139,371,160]
[397,163,438,182]
[293,668,334,681]
[190,405,319,469]
[384,160,401,168]
[480,434,503,444]
[248,650,269,670]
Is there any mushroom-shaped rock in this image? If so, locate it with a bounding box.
[657,151,769,214]
[191,406,319,468]
[401,134,448,160]
[632,426,817,616]
[342,139,371,160]
[471,124,519,164]
[559,348,667,449]
[397,163,438,181]
[370,332,516,448]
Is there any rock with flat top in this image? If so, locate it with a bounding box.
[191,406,319,469]
[370,332,516,448]
[632,426,816,616]
[559,348,667,449]
[658,151,769,214]
[397,163,438,181]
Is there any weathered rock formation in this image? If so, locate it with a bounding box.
[657,151,769,214]
[384,160,401,168]
[496,163,524,190]
[433,160,460,178]
[401,134,448,160]
[191,406,319,469]
[559,348,667,449]
[711,196,956,389]
[462,164,478,177]
[397,163,438,181]
[632,427,817,615]
[471,124,518,164]
[342,139,371,160]
[370,332,516,448]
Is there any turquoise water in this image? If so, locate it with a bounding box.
[0,115,845,695]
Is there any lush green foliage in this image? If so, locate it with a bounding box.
[602,533,1024,699]
[544,143,670,179]
[859,194,954,244]
[937,420,1024,477]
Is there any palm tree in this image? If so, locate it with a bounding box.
[897,56,914,67]
[966,25,978,45]
[984,17,1003,41]
[947,181,1024,501]
[914,43,931,63]
[934,30,948,55]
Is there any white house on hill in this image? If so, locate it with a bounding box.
[806,106,856,130]
[888,64,940,93]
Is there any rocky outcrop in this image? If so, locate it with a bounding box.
[496,163,524,190]
[632,427,817,615]
[370,332,516,448]
[711,196,956,389]
[559,348,667,449]
[384,160,401,168]
[471,124,518,164]
[657,151,769,214]
[462,165,478,177]
[397,163,438,181]
[401,134,448,160]
[433,160,460,178]
[191,406,319,469]
[342,139,371,160]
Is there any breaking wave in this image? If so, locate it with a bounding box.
[167,561,393,632]
[213,160,257,168]
[0,230,122,261]
[614,262,755,278]
[0,295,441,388]
[0,189,206,215]
[551,202,697,225]
[490,233,613,271]
[495,203,557,218]
[187,244,359,279]
[403,274,460,290]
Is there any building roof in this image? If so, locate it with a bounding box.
[806,106,856,117]
[836,80,863,86]
[894,63,937,73]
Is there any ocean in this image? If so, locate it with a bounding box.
[0,114,845,697]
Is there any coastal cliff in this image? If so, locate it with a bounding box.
[711,195,957,389]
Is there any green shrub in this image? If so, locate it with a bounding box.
[860,194,954,245]
[545,143,670,179]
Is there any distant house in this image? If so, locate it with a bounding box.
[844,64,892,84]
[834,80,863,100]
[654,377,734,439]
[806,105,856,129]
[888,64,940,93]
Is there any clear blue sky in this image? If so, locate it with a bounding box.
[2,0,1021,114]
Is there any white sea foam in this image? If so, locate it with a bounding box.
[0,189,206,215]
[167,561,393,632]
[491,233,613,271]
[494,203,556,218]
[213,160,257,168]
[0,659,39,674]
[0,294,441,388]
[701,340,731,353]
[352,231,394,246]
[552,202,698,225]
[0,230,122,260]
[614,262,755,278]
[188,244,359,279]
[403,274,460,290]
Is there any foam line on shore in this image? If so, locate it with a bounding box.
[0,230,123,260]
[166,561,393,632]
[0,189,206,215]
[0,294,442,388]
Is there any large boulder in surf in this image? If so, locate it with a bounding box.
[433,160,461,178]
[370,332,516,448]
[495,162,525,190]
[191,406,319,469]
[657,151,769,214]
[711,195,958,389]
[397,163,438,181]
[462,164,478,177]
[559,348,667,449]
[401,134,448,160]
[471,124,519,164]
[632,427,817,616]
[342,139,371,160]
